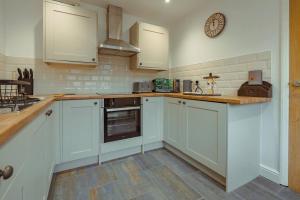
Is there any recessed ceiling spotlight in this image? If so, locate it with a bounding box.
[165,0,170,3]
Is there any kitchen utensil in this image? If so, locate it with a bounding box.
[29,69,34,80]
[173,79,181,93]
[153,78,173,93]
[133,81,153,93]
[17,68,23,80]
[183,80,192,93]
[24,69,30,79]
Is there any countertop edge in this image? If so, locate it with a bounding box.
[0,94,271,146]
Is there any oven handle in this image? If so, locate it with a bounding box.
[105,106,141,112]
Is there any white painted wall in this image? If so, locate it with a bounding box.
[169,0,283,183]
[0,0,5,54]
[3,0,154,58]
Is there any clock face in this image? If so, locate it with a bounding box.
[205,13,226,38]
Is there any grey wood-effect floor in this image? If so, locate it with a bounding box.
[48,149,300,200]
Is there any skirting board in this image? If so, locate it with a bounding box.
[164,143,226,187]
[100,142,163,163]
[260,164,280,184]
[54,156,99,173]
[100,146,142,163]
[143,142,163,152]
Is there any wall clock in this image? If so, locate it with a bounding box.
[204,13,226,38]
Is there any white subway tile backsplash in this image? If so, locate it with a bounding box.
[1,55,158,94]
[0,52,271,96]
[169,51,271,96]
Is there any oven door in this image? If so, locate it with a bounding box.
[104,106,141,143]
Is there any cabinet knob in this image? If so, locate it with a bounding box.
[92,58,96,62]
[139,62,143,66]
[0,165,14,180]
[45,110,53,116]
[94,102,98,105]
[145,99,149,102]
[178,101,182,104]
[183,102,186,105]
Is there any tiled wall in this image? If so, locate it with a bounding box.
[0,51,271,96]
[0,53,5,77]
[3,55,159,95]
[168,51,271,96]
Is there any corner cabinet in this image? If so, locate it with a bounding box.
[43,0,98,65]
[0,105,57,200]
[164,98,227,176]
[164,98,262,192]
[62,100,100,163]
[142,97,163,146]
[184,100,227,176]
[130,22,169,70]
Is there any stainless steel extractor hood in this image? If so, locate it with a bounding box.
[99,5,140,57]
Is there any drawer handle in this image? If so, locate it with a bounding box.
[0,165,14,180]
[45,110,53,116]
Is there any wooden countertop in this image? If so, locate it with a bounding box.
[0,93,271,146]
[58,93,271,105]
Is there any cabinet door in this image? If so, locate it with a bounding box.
[44,1,98,64]
[183,100,227,176]
[138,23,169,69]
[44,106,56,189]
[62,100,100,162]
[23,115,48,200]
[142,97,163,144]
[0,169,25,200]
[164,98,184,150]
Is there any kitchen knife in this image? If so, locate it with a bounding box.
[17,68,23,80]
[29,69,33,80]
[24,68,30,79]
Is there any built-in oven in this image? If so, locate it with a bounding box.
[103,97,141,143]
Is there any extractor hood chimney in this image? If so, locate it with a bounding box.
[99,5,141,57]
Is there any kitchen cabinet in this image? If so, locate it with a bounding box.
[164,98,227,176]
[23,106,56,200]
[183,100,227,176]
[130,22,169,70]
[142,97,163,145]
[43,0,98,65]
[164,98,184,150]
[62,100,100,163]
[164,97,262,192]
[0,106,56,200]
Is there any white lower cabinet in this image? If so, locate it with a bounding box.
[0,105,56,200]
[164,98,184,150]
[183,100,227,176]
[164,98,227,176]
[62,100,100,162]
[142,97,163,145]
[164,98,262,192]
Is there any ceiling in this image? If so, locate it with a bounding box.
[81,0,206,25]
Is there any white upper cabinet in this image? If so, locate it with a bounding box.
[130,22,169,70]
[43,0,98,65]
